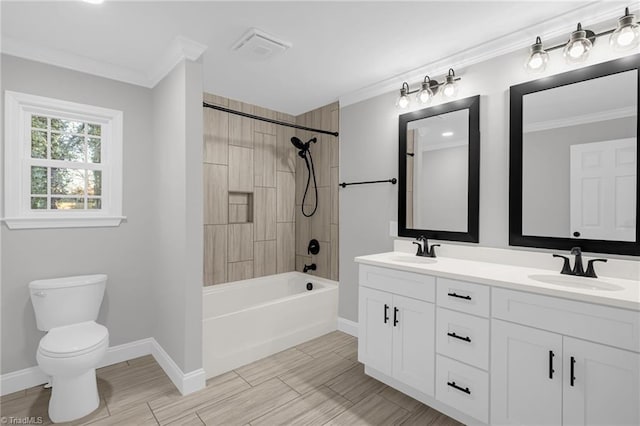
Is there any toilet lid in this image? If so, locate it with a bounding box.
[39,321,108,358]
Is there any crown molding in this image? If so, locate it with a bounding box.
[1,35,208,89]
[339,2,633,108]
[523,106,636,133]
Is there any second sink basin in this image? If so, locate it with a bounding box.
[528,274,624,292]
[388,255,436,265]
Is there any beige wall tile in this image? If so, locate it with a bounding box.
[203,92,229,106]
[203,108,228,165]
[330,108,339,168]
[311,241,330,278]
[228,223,253,262]
[296,209,311,256]
[229,204,250,224]
[276,223,295,273]
[296,255,312,273]
[254,106,277,135]
[204,225,227,285]
[277,172,295,223]
[229,100,254,148]
[254,240,276,278]
[331,167,339,225]
[254,132,276,187]
[228,146,254,192]
[330,224,339,281]
[228,261,253,283]
[276,125,296,173]
[310,187,330,242]
[254,187,276,241]
[204,164,228,225]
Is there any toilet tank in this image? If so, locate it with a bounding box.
[29,274,107,331]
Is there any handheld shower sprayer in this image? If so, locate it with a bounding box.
[290,136,319,217]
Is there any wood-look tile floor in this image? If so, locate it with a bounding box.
[0,332,463,425]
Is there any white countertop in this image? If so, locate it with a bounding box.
[355,252,640,311]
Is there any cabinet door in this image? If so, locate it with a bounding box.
[392,295,435,396]
[491,320,563,425]
[563,337,640,426]
[358,286,393,376]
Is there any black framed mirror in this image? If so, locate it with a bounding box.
[510,54,639,256]
[399,95,480,242]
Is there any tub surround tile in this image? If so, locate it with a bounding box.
[254,132,277,187]
[278,352,356,395]
[228,146,254,192]
[228,261,253,282]
[254,188,276,241]
[330,224,339,281]
[295,209,311,256]
[276,172,295,223]
[310,187,331,242]
[295,255,311,273]
[203,93,229,107]
[203,163,228,225]
[235,347,313,386]
[276,223,295,273]
[331,167,339,224]
[228,223,253,262]
[311,241,330,278]
[326,364,387,404]
[250,387,352,426]
[204,225,227,285]
[253,240,276,278]
[203,107,228,165]
[324,393,410,426]
[276,125,296,173]
[330,108,339,168]
[229,100,254,148]
[196,378,299,425]
[253,106,277,136]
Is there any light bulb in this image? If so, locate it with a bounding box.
[396,82,410,109]
[416,78,434,104]
[442,69,459,99]
[563,23,593,64]
[525,37,549,73]
[610,8,639,51]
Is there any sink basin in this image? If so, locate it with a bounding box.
[528,274,624,292]
[388,255,436,265]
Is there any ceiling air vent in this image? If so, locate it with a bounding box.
[231,28,292,60]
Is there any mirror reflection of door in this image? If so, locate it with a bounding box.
[570,138,636,242]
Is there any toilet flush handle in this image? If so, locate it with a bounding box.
[33,291,47,297]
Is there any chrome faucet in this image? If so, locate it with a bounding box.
[413,236,440,258]
[553,247,607,278]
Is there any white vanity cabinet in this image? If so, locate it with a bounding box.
[358,266,435,396]
[491,289,640,426]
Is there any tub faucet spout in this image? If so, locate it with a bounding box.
[303,263,316,273]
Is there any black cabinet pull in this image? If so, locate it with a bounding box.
[393,307,399,326]
[447,332,471,343]
[447,381,471,395]
[570,356,576,386]
[447,292,471,301]
[549,350,555,379]
[384,304,389,324]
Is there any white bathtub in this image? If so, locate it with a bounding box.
[202,272,338,378]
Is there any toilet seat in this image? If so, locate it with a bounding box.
[39,321,108,358]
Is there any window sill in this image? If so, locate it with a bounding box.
[2,216,126,230]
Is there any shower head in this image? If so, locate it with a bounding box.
[290,136,307,151]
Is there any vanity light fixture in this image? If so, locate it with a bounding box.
[527,7,639,68]
[395,69,462,109]
[610,7,639,51]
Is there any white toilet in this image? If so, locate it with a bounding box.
[29,274,109,423]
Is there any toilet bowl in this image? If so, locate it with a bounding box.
[29,275,109,423]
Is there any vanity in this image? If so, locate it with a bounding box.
[355,250,640,426]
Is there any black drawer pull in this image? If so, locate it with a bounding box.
[447,381,471,395]
[549,350,555,379]
[447,332,471,343]
[384,304,389,324]
[447,292,471,301]
[393,307,399,326]
[570,356,576,386]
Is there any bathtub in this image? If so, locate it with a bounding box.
[202,272,338,379]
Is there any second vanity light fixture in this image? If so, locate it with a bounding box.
[526,7,639,72]
[396,69,461,109]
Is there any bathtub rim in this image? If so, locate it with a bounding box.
[202,271,338,296]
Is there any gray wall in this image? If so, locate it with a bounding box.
[522,117,636,238]
[338,48,637,323]
[1,55,155,373]
[151,59,203,374]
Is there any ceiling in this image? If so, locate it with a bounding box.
[0,1,630,115]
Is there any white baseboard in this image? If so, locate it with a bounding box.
[1,338,205,397]
[337,317,359,337]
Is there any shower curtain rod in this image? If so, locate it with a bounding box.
[203,102,339,137]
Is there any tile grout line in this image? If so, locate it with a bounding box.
[147,401,161,425]
[233,369,255,388]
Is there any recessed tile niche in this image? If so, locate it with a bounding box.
[229,192,253,224]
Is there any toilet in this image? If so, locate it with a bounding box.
[29,274,109,423]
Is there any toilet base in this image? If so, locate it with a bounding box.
[48,369,100,423]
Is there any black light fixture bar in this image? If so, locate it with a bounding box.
[203,102,339,137]
[401,77,461,95]
[339,178,397,188]
[543,26,631,52]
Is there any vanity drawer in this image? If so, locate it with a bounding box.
[359,264,435,302]
[437,278,490,317]
[436,308,489,370]
[435,355,489,424]
[493,288,640,353]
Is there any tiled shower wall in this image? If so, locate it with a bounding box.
[203,94,339,285]
[294,103,340,281]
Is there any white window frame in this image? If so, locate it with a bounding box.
[3,91,125,229]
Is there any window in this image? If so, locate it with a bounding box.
[4,91,124,229]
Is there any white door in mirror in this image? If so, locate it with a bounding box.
[570,138,636,241]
